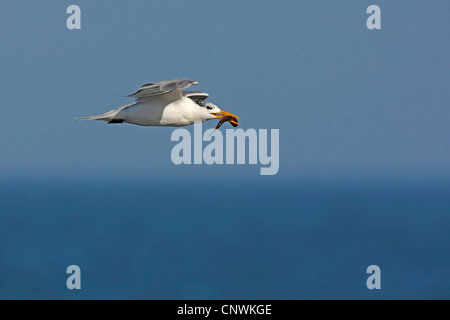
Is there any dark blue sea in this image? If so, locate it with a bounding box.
[0,179,449,300]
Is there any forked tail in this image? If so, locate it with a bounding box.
[74,103,136,123]
[75,109,119,122]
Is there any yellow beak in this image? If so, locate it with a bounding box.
[212,110,240,126]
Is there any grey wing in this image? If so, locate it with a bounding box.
[128,79,198,100]
[182,91,210,101]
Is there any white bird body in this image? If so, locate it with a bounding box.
[80,79,239,128]
[118,96,215,127]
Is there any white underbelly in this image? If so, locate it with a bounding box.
[118,102,198,127]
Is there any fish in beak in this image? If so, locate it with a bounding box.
[212,110,240,128]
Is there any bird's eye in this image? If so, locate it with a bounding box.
[207,106,212,110]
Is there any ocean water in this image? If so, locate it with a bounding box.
[0,179,448,300]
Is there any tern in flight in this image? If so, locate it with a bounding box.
[79,79,240,129]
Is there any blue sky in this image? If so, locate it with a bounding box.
[0,0,449,182]
[0,0,449,301]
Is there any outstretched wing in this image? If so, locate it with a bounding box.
[128,79,198,101]
[182,91,209,101]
